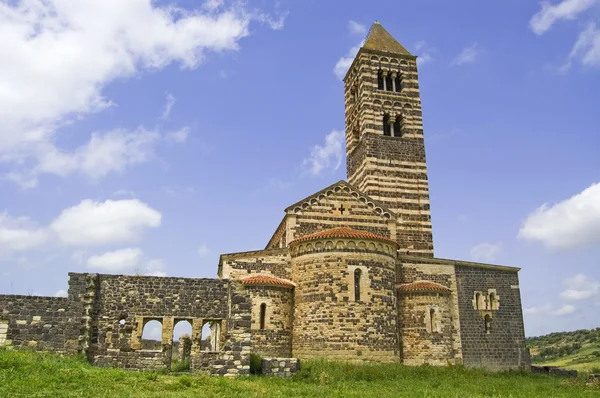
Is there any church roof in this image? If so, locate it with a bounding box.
[241,274,295,288]
[362,21,412,56]
[289,227,397,245]
[397,281,452,294]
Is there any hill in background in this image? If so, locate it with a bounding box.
[527,327,600,373]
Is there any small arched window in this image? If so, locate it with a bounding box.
[354,269,362,301]
[385,73,393,92]
[489,293,496,310]
[475,293,481,310]
[260,303,267,330]
[377,70,384,90]
[429,308,435,333]
[383,114,391,136]
[484,314,492,334]
[395,74,402,92]
[393,116,403,137]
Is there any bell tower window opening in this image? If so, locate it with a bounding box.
[385,73,393,92]
[393,116,403,137]
[377,70,384,90]
[260,303,267,330]
[395,74,402,92]
[354,269,362,301]
[383,114,391,136]
[475,293,481,310]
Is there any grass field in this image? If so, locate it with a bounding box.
[527,328,600,373]
[1,349,599,397]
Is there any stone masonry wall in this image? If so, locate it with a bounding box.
[0,295,73,352]
[454,265,530,370]
[246,285,293,358]
[219,249,290,280]
[398,256,463,364]
[261,358,300,377]
[67,273,252,376]
[290,238,398,362]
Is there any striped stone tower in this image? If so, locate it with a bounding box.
[344,21,434,257]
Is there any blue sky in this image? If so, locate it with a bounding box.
[0,0,599,338]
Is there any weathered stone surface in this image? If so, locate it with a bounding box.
[261,357,300,377]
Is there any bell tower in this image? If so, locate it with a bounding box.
[344,22,434,257]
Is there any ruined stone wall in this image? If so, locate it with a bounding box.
[454,264,530,370]
[284,182,396,241]
[290,238,398,362]
[397,256,463,364]
[0,295,74,352]
[398,292,454,366]
[67,273,252,375]
[261,358,300,377]
[345,48,433,257]
[246,285,293,358]
[219,249,290,280]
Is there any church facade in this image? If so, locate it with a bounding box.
[219,22,530,369]
[0,22,530,374]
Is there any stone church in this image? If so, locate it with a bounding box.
[0,22,529,375]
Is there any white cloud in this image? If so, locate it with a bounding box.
[144,258,167,277]
[198,244,210,258]
[203,0,224,12]
[562,23,600,70]
[0,0,282,185]
[524,303,576,316]
[450,43,479,66]
[530,0,598,35]
[303,130,345,176]
[414,41,434,66]
[51,199,161,246]
[560,274,600,300]
[333,41,364,80]
[160,93,177,120]
[348,20,366,36]
[165,127,190,143]
[0,212,48,256]
[87,248,143,272]
[469,242,501,262]
[553,304,576,315]
[54,289,68,298]
[518,182,600,251]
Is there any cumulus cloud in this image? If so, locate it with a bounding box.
[562,22,600,70]
[333,41,364,80]
[198,244,210,258]
[470,242,501,262]
[303,130,345,176]
[450,43,479,66]
[348,20,367,36]
[0,0,283,185]
[518,182,600,251]
[54,289,68,298]
[414,41,434,66]
[51,199,161,246]
[0,212,48,256]
[524,303,576,316]
[160,93,177,120]
[530,0,598,35]
[560,274,600,300]
[87,248,143,272]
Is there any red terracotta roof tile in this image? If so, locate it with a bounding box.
[290,227,397,245]
[397,281,451,293]
[241,274,295,288]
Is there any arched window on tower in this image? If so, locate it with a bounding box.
[377,70,384,90]
[395,74,402,92]
[393,116,403,137]
[383,114,391,136]
[475,293,481,310]
[489,293,496,310]
[385,72,393,92]
[484,314,492,334]
[260,303,267,330]
[354,269,362,301]
[429,308,436,333]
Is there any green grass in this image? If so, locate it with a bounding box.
[0,349,598,397]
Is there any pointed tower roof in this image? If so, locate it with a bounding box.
[362,21,412,56]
